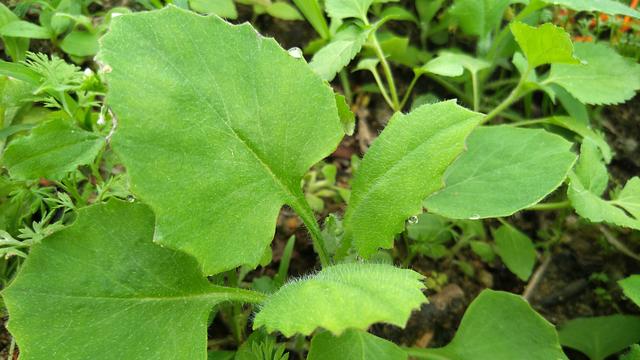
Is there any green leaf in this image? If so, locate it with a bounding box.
[568,141,640,230]
[343,101,481,257]
[308,329,407,360]
[547,116,612,163]
[0,4,29,61]
[510,22,580,69]
[99,7,344,274]
[292,0,330,38]
[622,345,640,360]
[493,224,536,280]
[407,213,452,244]
[424,126,576,219]
[2,201,266,360]
[2,119,104,181]
[449,0,511,38]
[572,139,609,196]
[253,263,426,336]
[559,315,640,360]
[548,42,640,105]
[325,0,398,21]
[543,0,640,19]
[59,30,99,57]
[470,240,495,262]
[310,25,370,81]
[406,290,567,360]
[0,20,51,39]
[418,51,490,78]
[619,275,640,307]
[189,0,238,18]
[266,2,304,21]
[335,93,355,136]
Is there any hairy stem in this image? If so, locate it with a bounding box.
[291,196,331,267]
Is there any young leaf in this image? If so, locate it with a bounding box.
[292,0,330,39]
[335,93,355,136]
[0,4,29,61]
[189,0,238,18]
[542,0,640,19]
[621,345,640,360]
[310,25,371,81]
[424,126,576,219]
[417,51,490,78]
[0,20,51,39]
[325,0,397,21]
[2,201,265,360]
[449,0,511,38]
[3,119,104,181]
[547,116,612,163]
[559,315,640,360]
[548,43,640,105]
[510,22,580,69]
[99,7,344,274]
[568,142,640,230]
[343,101,481,257]
[493,224,536,281]
[406,290,567,360]
[59,30,99,57]
[619,275,640,307]
[253,263,426,336]
[308,329,407,360]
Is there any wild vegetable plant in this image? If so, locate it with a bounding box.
[0,0,640,359]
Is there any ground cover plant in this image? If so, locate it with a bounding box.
[0,0,640,359]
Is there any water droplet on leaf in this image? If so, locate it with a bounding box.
[468,214,481,220]
[407,215,419,225]
[126,195,135,202]
[287,47,303,59]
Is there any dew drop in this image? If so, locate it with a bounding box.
[287,47,303,59]
[468,214,481,220]
[126,195,136,203]
[407,215,419,225]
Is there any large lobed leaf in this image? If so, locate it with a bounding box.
[424,126,576,219]
[3,119,104,181]
[548,42,640,105]
[407,290,567,360]
[3,201,265,360]
[253,263,426,336]
[343,100,482,257]
[99,7,344,275]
